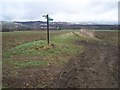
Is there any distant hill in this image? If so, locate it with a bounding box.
[1,21,118,32]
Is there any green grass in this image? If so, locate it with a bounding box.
[2,30,72,52]
[94,30,119,32]
[3,40,46,58]
[3,31,84,68]
[3,30,118,68]
[10,60,48,68]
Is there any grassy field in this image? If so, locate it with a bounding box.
[2,30,119,88]
[2,30,84,67]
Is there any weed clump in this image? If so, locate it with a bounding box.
[35,44,56,51]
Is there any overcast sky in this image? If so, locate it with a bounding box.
[0,0,119,23]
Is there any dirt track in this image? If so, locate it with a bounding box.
[54,40,118,88]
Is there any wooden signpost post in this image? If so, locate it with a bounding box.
[43,14,53,44]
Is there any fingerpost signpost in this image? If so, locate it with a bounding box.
[42,14,53,44]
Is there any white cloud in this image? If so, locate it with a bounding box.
[0,0,119,23]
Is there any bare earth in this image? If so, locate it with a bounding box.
[54,40,118,88]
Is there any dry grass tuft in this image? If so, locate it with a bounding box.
[80,28,95,37]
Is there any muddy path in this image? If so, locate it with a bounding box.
[54,40,118,88]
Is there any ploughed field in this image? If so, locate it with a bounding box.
[2,30,119,88]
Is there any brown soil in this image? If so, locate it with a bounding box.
[2,64,62,88]
[53,40,118,88]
